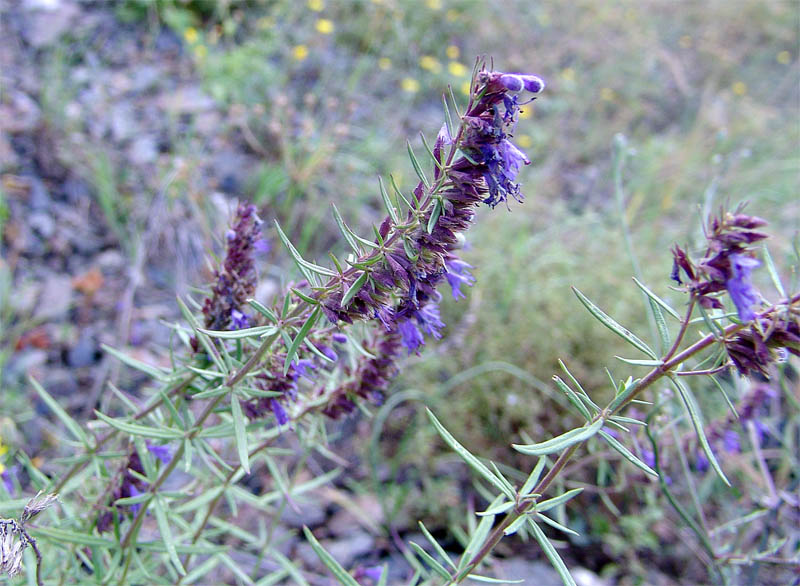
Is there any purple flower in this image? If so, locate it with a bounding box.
[695,451,709,473]
[1,465,17,496]
[481,139,530,208]
[722,430,741,454]
[445,258,476,300]
[293,359,317,380]
[499,73,545,94]
[128,484,143,515]
[641,449,655,470]
[253,238,271,254]
[397,318,425,355]
[231,309,250,330]
[319,345,338,362]
[726,254,761,321]
[416,303,445,338]
[270,399,289,425]
[146,441,171,465]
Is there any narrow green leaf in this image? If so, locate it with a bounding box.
[378,176,399,223]
[503,515,528,536]
[456,495,500,572]
[419,131,444,173]
[441,95,454,141]
[29,376,89,446]
[614,356,664,366]
[558,360,600,411]
[403,237,419,261]
[341,272,369,308]
[762,245,786,298]
[536,488,584,513]
[407,140,430,189]
[389,174,413,209]
[527,519,577,586]
[520,457,547,496]
[609,415,646,426]
[247,299,278,322]
[418,522,456,570]
[302,526,360,586]
[426,199,442,234]
[572,287,657,358]
[291,288,319,306]
[274,221,336,278]
[513,418,604,456]
[476,500,515,517]
[30,527,118,548]
[153,496,185,575]
[534,512,580,537]
[94,411,184,440]
[669,376,730,486]
[599,430,657,476]
[331,203,361,255]
[426,409,515,500]
[102,344,167,381]
[467,575,523,584]
[631,277,681,320]
[198,325,277,340]
[231,395,250,474]
[649,295,671,352]
[552,376,591,419]
[408,542,451,580]
[283,306,321,374]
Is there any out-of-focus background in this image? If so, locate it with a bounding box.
[1,0,798,584]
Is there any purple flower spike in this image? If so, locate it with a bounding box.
[128,485,143,515]
[726,254,761,321]
[253,238,271,254]
[445,258,476,300]
[499,74,524,92]
[416,303,445,339]
[1,465,17,496]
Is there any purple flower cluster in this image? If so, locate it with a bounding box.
[671,211,768,321]
[202,203,264,332]
[315,68,543,360]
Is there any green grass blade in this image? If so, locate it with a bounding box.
[418,521,456,570]
[408,542,451,580]
[599,430,657,476]
[406,140,430,189]
[153,495,185,576]
[283,306,321,374]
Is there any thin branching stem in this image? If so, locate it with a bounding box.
[454,294,799,582]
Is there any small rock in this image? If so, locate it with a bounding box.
[110,102,135,142]
[324,530,375,570]
[67,329,98,367]
[130,65,160,93]
[0,90,41,133]
[33,274,73,320]
[21,1,80,48]
[29,211,55,238]
[129,135,158,165]
[280,499,327,529]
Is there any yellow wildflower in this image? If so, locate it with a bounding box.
[184,27,199,44]
[292,45,309,61]
[460,80,472,96]
[448,61,468,77]
[378,57,392,70]
[426,0,441,10]
[446,45,460,59]
[777,50,791,65]
[419,55,441,73]
[308,0,324,11]
[561,67,575,82]
[315,19,334,34]
[516,134,533,149]
[402,77,420,93]
[445,9,459,21]
[600,87,616,101]
[732,81,747,96]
